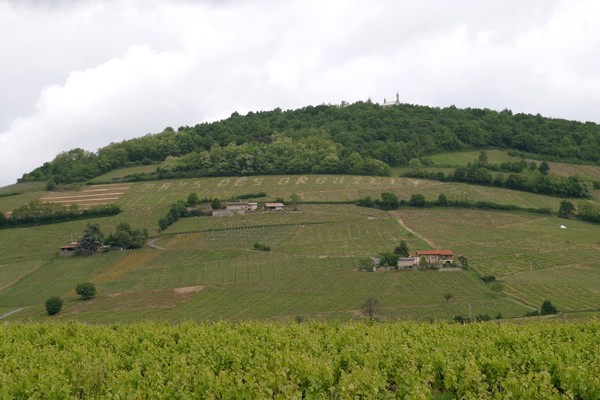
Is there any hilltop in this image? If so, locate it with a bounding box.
[18,101,600,185]
[1,102,600,323]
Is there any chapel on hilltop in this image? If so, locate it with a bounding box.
[382,93,400,107]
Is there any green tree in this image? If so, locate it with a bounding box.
[358,257,375,272]
[558,200,575,218]
[76,282,97,300]
[45,296,63,315]
[105,222,148,249]
[408,158,422,171]
[379,192,399,210]
[437,193,448,206]
[378,252,399,267]
[187,192,200,206]
[394,240,409,257]
[443,292,453,303]
[46,179,56,191]
[361,296,379,321]
[540,300,558,315]
[538,160,550,175]
[477,150,488,166]
[409,193,426,207]
[75,223,104,256]
[211,198,222,210]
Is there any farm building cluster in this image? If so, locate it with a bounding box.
[212,201,284,217]
[397,250,455,269]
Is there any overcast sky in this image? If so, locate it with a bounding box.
[1,0,599,187]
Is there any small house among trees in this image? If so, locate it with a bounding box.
[58,242,79,256]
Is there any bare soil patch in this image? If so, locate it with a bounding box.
[40,184,130,208]
[173,285,204,295]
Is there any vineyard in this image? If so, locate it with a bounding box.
[1,172,600,322]
[0,321,598,398]
[394,208,600,312]
[0,204,529,322]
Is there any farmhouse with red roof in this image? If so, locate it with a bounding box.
[410,250,454,267]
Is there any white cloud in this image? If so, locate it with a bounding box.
[1,0,600,186]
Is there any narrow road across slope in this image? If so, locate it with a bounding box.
[394,215,438,248]
[147,238,168,250]
[0,308,23,320]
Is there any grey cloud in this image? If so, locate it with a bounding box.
[1,0,599,187]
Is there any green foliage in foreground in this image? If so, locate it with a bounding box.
[0,321,598,398]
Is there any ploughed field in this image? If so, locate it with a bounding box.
[0,172,599,322]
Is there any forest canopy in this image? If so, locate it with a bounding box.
[20,102,600,183]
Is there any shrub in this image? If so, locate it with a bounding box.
[409,194,426,207]
[45,296,63,316]
[358,257,375,272]
[540,300,558,315]
[76,282,97,300]
[481,275,496,283]
[437,193,448,206]
[187,192,200,206]
[356,196,375,208]
[253,242,270,251]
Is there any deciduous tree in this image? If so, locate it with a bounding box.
[75,223,104,256]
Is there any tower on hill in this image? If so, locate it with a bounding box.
[382,93,400,107]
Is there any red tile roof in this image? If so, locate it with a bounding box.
[410,250,454,257]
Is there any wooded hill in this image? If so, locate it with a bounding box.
[20,101,600,184]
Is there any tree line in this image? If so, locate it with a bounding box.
[19,101,600,184]
[404,162,593,198]
[0,202,120,229]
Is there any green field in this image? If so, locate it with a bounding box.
[428,150,517,167]
[89,164,159,182]
[1,171,600,323]
[1,204,528,322]
[427,149,600,182]
[395,208,600,312]
[113,174,565,231]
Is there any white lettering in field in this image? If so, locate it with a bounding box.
[178,182,188,187]
[234,178,247,187]
[296,176,308,184]
[158,182,172,191]
[143,183,156,191]
[217,178,231,187]
[332,177,345,184]
[252,178,263,185]
[278,177,290,185]
[193,181,202,188]
[316,177,327,184]
[353,177,362,184]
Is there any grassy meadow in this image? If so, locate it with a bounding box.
[1,170,600,323]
